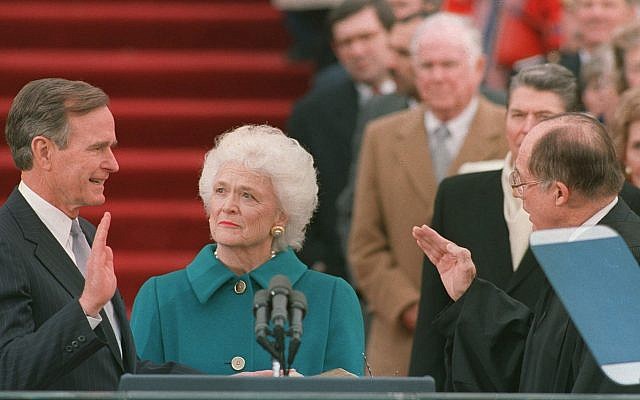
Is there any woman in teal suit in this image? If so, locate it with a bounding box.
[130,125,364,376]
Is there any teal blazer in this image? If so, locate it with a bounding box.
[130,245,364,376]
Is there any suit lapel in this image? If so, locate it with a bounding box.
[448,98,506,174]
[328,80,359,154]
[600,199,632,225]
[394,106,438,204]
[506,248,537,293]
[7,189,85,297]
[116,293,138,372]
[8,189,125,370]
[474,171,515,289]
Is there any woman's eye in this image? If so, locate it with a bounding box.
[242,192,253,199]
[215,187,225,194]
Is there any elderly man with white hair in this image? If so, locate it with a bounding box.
[348,12,508,376]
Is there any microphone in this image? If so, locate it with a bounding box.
[253,289,270,340]
[287,290,307,367]
[268,275,291,373]
[254,288,281,361]
[268,275,291,335]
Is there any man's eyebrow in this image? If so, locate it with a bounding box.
[89,140,118,149]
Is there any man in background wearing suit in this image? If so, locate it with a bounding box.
[336,12,426,257]
[348,12,508,376]
[288,0,395,282]
[409,63,640,389]
[0,78,192,390]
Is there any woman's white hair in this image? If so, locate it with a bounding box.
[410,12,482,65]
[198,124,318,252]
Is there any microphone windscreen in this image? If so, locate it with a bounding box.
[289,290,307,313]
[268,274,292,293]
[253,289,269,312]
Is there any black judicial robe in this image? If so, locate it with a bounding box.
[432,199,640,393]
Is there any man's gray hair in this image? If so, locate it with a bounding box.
[529,113,624,198]
[410,12,482,65]
[509,63,579,112]
[198,125,318,252]
[5,78,109,171]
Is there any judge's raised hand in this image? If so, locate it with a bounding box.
[412,224,476,301]
[79,212,117,317]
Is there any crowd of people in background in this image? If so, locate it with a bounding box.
[285,0,640,390]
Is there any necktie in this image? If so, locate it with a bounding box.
[432,125,452,183]
[71,219,90,277]
[71,219,123,356]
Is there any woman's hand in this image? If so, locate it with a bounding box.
[234,369,303,377]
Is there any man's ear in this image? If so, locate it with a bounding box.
[31,136,54,170]
[554,181,570,207]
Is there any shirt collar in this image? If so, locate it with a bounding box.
[18,180,74,249]
[186,244,308,304]
[355,79,396,107]
[581,197,619,227]
[501,152,515,193]
[424,96,479,140]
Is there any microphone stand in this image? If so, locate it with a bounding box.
[272,325,285,377]
[254,275,307,377]
[254,289,283,376]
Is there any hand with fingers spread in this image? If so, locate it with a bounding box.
[79,212,117,317]
[412,224,476,301]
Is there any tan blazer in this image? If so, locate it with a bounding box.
[348,98,508,376]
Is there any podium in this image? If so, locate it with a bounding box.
[118,374,435,394]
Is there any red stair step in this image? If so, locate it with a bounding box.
[0,2,290,50]
[79,199,211,251]
[0,50,312,99]
[0,97,296,150]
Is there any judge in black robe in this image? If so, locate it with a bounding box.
[433,199,640,393]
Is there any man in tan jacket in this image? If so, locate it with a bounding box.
[349,12,508,376]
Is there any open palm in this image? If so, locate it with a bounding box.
[412,225,476,301]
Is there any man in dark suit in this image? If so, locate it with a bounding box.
[287,0,395,281]
[413,112,640,393]
[336,12,425,256]
[409,63,640,388]
[0,78,192,390]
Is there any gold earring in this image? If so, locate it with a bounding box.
[625,165,632,176]
[271,225,285,238]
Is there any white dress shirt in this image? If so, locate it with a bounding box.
[424,96,480,159]
[501,153,533,270]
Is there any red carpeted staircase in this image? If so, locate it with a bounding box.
[0,0,312,312]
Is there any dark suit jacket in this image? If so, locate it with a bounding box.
[409,170,640,389]
[336,93,412,256]
[287,72,359,281]
[556,51,584,110]
[0,188,192,390]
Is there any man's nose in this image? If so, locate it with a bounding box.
[522,114,537,134]
[104,148,119,173]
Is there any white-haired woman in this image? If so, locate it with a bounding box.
[130,125,364,376]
